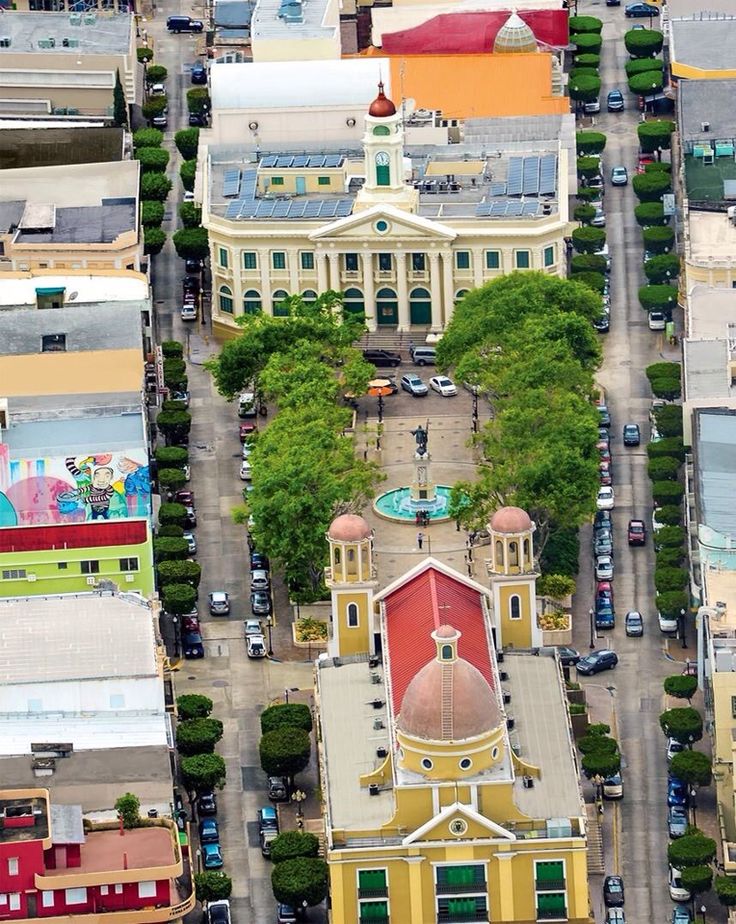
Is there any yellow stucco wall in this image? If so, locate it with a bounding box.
[497,582,534,649]
[333,591,371,657]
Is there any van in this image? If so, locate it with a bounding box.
[583,98,601,114]
[166,15,204,32]
[411,346,436,366]
[238,391,257,418]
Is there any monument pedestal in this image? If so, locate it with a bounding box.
[410,451,437,505]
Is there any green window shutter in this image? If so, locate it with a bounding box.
[447,897,476,915]
[360,900,388,920]
[358,870,386,889]
[536,861,564,882]
[243,251,257,269]
[300,252,314,270]
[544,245,555,267]
[516,250,530,269]
[537,893,566,913]
[271,176,284,185]
[376,164,390,186]
[455,251,470,270]
[318,176,331,186]
[485,250,500,269]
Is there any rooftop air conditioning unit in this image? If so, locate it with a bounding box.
[27,574,37,582]
[83,12,96,23]
[47,37,56,47]
[0,37,11,47]
[69,12,82,24]
[702,121,710,132]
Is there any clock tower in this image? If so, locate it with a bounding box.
[355,82,418,213]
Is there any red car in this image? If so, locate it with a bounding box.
[174,489,196,507]
[599,462,613,486]
[239,421,258,443]
[598,445,612,464]
[637,154,655,174]
[596,580,613,601]
[183,613,200,633]
[628,519,646,546]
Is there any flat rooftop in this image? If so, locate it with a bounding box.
[684,338,731,401]
[0,794,49,843]
[251,0,335,42]
[687,209,736,261]
[0,161,138,211]
[0,350,143,398]
[0,11,132,55]
[13,203,136,245]
[705,571,736,629]
[670,15,736,72]
[0,303,143,355]
[688,285,736,340]
[685,156,736,203]
[43,824,175,875]
[678,79,736,143]
[696,409,736,540]
[2,412,144,457]
[0,274,148,307]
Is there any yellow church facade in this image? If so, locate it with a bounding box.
[317,510,592,924]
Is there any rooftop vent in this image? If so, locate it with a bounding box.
[278,0,303,22]
[702,121,710,132]
[0,37,11,48]
[368,784,380,796]
[69,12,82,24]
[83,11,96,24]
[522,775,534,789]
[376,747,388,758]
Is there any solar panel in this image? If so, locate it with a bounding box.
[276,156,294,168]
[507,157,523,196]
[336,200,353,217]
[324,154,342,168]
[256,201,276,218]
[475,202,492,217]
[292,155,310,168]
[303,201,322,218]
[506,201,524,217]
[287,201,306,218]
[489,183,507,197]
[222,169,241,198]
[260,155,278,168]
[522,201,540,216]
[272,201,291,218]
[539,155,557,195]
[490,201,507,216]
[522,157,539,196]
[241,170,257,196]
[319,201,338,218]
[225,201,243,218]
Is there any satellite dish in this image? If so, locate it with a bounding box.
[68,291,78,301]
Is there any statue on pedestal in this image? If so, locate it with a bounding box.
[411,424,429,457]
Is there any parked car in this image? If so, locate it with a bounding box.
[188,112,208,127]
[401,374,429,397]
[667,777,689,807]
[671,904,692,924]
[649,310,667,330]
[277,904,297,924]
[199,818,219,844]
[595,603,615,630]
[184,532,197,554]
[247,634,267,658]
[603,772,624,799]
[240,460,252,481]
[251,590,272,616]
[607,89,624,111]
[208,591,231,616]
[595,509,613,531]
[667,738,686,764]
[603,875,625,907]
[207,900,230,924]
[597,486,615,510]
[667,806,688,838]
[599,444,612,464]
[363,349,401,368]
[598,405,611,427]
[623,423,640,446]
[258,806,279,834]
[251,569,270,591]
[591,207,606,228]
[593,311,610,333]
[183,631,204,658]
[183,611,200,633]
[596,589,614,610]
[202,843,223,869]
[260,828,278,857]
[268,776,289,802]
[626,1,659,15]
[625,611,644,637]
[172,390,191,409]
[577,649,618,675]
[605,912,626,924]
[197,791,217,815]
[584,98,601,115]
[180,303,197,321]
[594,530,613,556]
[598,461,613,487]
[556,646,580,666]
[250,551,270,570]
[183,506,197,528]
[659,611,679,634]
[244,618,262,637]
[429,375,457,397]
[669,866,691,902]
[240,421,258,443]
[611,166,629,186]
[175,489,195,506]
[191,62,207,84]
[595,555,614,581]
[628,519,646,546]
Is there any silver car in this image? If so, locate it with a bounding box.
[250,569,270,592]
[208,591,231,616]
[595,555,614,581]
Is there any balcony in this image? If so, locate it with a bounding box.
[359,917,388,924]
[536,909,567,921]
[535,879,566,892]
[358,887,388,899]
[436,881,487,895]
[437,912,488,923]
[0,894,196,924]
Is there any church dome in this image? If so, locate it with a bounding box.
[328,513,372,542]
[493,12,538,54]
[368,81,397,118]
[490,506,532,534]
[398,626,502,741]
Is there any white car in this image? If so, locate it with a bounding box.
[591,207,606,228]
[242,443,253,460]
[666,737,685,764]
[244,618,262,637]
[595,555,614,581]
[240,460,252,481]
[183,191,196,202]
[150,82,166,96]
[597,486,615,509]
[649,310,667,331]
[181,303,197,322]
[429,376,457,397]
[658,611,678,634]
[669,865,690,902]
[246,634,267,658]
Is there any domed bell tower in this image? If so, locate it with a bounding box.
[325,514,378,658]
[487,506,541,651]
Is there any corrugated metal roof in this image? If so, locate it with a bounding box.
[696,408,736,537]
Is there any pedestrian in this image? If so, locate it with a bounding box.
[417,531,424,550]
[415,512,421,527]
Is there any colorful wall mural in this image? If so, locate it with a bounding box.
[0,447,151,527]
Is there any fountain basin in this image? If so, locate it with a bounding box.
[373,485,463,523]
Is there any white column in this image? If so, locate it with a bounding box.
[327,252,340,291]
[441,251,455,328]
[288,249,299,295]
[363,252,376,331]
[395,251,410,330]
[316,251,328,294]
[258,249,271,315]
[429,252,442,331]
[472,247,484,288]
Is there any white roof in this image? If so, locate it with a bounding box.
[210,59,390,112]
[0,274,148,307]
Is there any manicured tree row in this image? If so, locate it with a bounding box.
[135,48,170,256]
[569,19,603,109]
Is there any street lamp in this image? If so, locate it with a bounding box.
[195,848,202,873]
[291,789,306,829]
[589,607,596,649]
[680,608,688,649]
[171,615,180,658]
[367,379,393,424]
[266,616,273,657]
[700,905,707,924]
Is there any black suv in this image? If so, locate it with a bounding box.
[197,791,217,815]
[363,349,401,368]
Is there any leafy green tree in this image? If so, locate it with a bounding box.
[144,227,166,256]
[572,32,602,54]
[670,750,712,787]
[655,566,688,594]
[541,526,580,577]
[638,119,676,155]
[260,341,372,411]
[137,46,153,63]
[657,591,689,618]
[537,574,576,600]
[573,271,606,294]
[137,146,170,173]
[577,186,602,203]
[578,734,617,756]
[634,202,667,227]
[629,71,664,95]
[645,255,680,284]
[652,481,685,507]
[259,727,311,782]
[625,57,664,77]
[180,159,197,193]
[159,502,187,527]
[113,70,128,127]
[162,583,197,615]
[161,341,184,359]
[271,858,328,909]
[570,67,599,83]
[655,525,686,548]
[577,156,601,180]
[660,707,703,744]
[115,793,140,828]
[655,404,683,438]
[179,201,202,229]
[146,64,168,83]
[181,753,226,793]
[624,28,663,57]
[140,173,172,202]
[647,436,685,461]
[638,285,677,312]
[158,524,185,538]
[681,866,712,897]
[141,200,165,227]
[177,694,213,720]
[569,14,602,33]
[646,161,672,174]
[581,750,621,779]
[657,546,684,568]
[574,53,601,68]
[156,446,188,467]
[642,226,675,254]
[647,456,681,481]
[574,204,596,225]
[650,377,681,401]
[173,227,208,261]
[571,254,607,275]
[572,227,606,254]
[153,536,189,561]
[270,831,320,864]
[576,132,606,155]
[261,704,313,734]
[133,128,163,148]
[187,88,210,114]
[176,717,224,756]
[715,875,736,906]
[569,73,601,104]
[158,559,201,588]
[142,96,167,120]
[655,505,683,527]
[633,172,671,202]
[668,832,716,869]
[157,409,192,445]
[175,128,200,160]
[194,872,232,903]
[664,675,697,702]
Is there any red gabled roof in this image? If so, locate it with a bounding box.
[381,9,569,55]
[383,566,495,714]
[0,520,149,553]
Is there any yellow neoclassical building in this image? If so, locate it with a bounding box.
[317,510,591,924]
[201,84,571,339]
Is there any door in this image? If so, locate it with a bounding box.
[295,176,306,195]
[409,287,432,325]
[376,288,398,326]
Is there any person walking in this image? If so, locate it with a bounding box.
[417,531,424,550]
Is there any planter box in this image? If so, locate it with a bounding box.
[567,688,586,706]
[570,712,589,739]
[541,626,573,646]
[291,617,329,650]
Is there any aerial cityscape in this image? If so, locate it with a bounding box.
[1,0,736,922]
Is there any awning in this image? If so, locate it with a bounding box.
[35,287,65,296]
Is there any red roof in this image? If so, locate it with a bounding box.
[383,566,495,714]
[0,520,148,553]
[381,9,569,55]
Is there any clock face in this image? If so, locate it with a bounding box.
[375,152,390,166]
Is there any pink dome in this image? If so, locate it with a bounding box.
[328,513,372,542]
[368,81,397,118]
[490,506,532,534]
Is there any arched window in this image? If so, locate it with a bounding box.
[347,549,355,562]
[301,289,318,304]
[243,289,262,314]
[509,541,519,567]
[409,286,431,325]
[376,287,398,326]
[455,289,470,304]
[347,603,359,628]
[510,595,521,620]
[343,287,365,315]
[441,644,453,660]
[375,153,390,187]
[272,289,289,317]
[495,540,504,568]
[373,125,390,136]
[334,548,341,565]
[218,285,233,314]
[523,538,530,562]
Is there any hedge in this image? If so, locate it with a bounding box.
[133,128,164,148]
[650,376,682,401]
[577,156,602,179]
[574,204,597,225]
[571,226,606,254]
[634,202,668,227]
[575,54,601,69]
[645,254,680,284]
[573,271,606,294]
[656,525,686,549]
[638,285,677,312]
[657,591,689,618]
[143,227,166,256]
[625,57,664,78]
[573,33,602,54]
[647,438,685,462]
[652,481,685,507]
[655,506,684,527]
[647,456,681,481]
[638,120,676,154]
[141,200,165,228]
[569,15,602,33]
[624,28,663,57]
[629,71,664,95]
[571,254,607,275]
[632,172,671,202]
[576,131,606,156]
[647,362,681,383]
[654,404,684,438]
[180,159,197,193]
[569,74,601,103]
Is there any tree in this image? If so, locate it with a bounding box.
[657,547,684,568]
[137,46,153,63]
[570,67,599,83]
[271,858,328,909]
[655,525,686,549]
[146,64,168,83]
[574,204,596,225]
[715,875,736,906]
[624,28,663,57]
[660,707,703,744]
[577,156,602,180]
[144,227,166,256]
[164,358,186,384]
[541,526,579,577]
[572,32,602,53]
[670,750,712,787]
[154,536,189,561]
[573,271,606,294]
[137,146,170,173]
[177,694,213,720]
[652,481,685,507]
[158,559,202,588]
[668,832,716,869]
[537,574,576,600]
[259,727,311,782]
[634,202,667,227]
[161,341,184,360]
[664,674,698,702]
[629,71,663,94]
[270,831,320,864]
[158,524,185,538]
[176,717,224,756]
[115,793,140,829]
[578,734,617,756]
[632,172,671,202]
[194,872,232,904]
[581,750,621,779]
[642,226,675,255]
[181,753,227,793]
[575,54,601,69]
[162,583,197,615]
[655,405,684,438]
[156,446,188,467]
[187,88,211,114]
[571,254,607,275]
[159,502,187,527]
[173,227,208,261]
[140,172,172,202]
[157,409,192,445]
[657,591,690,619]
[577,186,602,203]
[638,119,676,155]
[175,128,200,160]
[656,506,684,527]
[681,866,713,897]
[647,437,685,462]
[133,128,163,148]
[113,70,128,128]
[638,285,677,312]
[625,57,664,77]
[645,254,680,284]
[142,96,167,120]
[647,456,681,481]
[569,14,602,33]
[650,376,682,401]
[180,159,197,193]
[572,226,606,254]
[569,74,601,105]
[646,161,672,175]
[141,200,165,227]
[179,201,202,229]
[261,703,313,735]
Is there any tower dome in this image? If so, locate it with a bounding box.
[328,513,372,542]
[493,12,538,54]
[397,626,502,742]
[490,506,533,534]
[368,81,397,118]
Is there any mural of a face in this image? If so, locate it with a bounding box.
[92,467,114,490]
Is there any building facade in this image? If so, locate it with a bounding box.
[318,511,589,924]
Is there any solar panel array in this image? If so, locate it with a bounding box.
[505,155,557,197]
[258,153,344,169]
[475,199,545,218]
[224,197,353,220]
[222,169,241,198]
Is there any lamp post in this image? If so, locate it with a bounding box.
[291,789,306,829]
[367,379,393,424]
[266,616,273,657]
[195,848,202,873]
[700,905,707,924]
[171,615,180,658]
[589,607,596,649]
[680,608,688,649]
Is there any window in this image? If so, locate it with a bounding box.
[243,251,257,270]
[375,155,390,187]
[421,757,433,770]
[218,247,229,269]
[358,869,387,898]
[441,645,453,661]
[535,860,565,891]
[65,888,87,905]
[119,557,138,572]
[485,250,500,270]
[375,219,389,233]
[99,887,109,897]
[459,758,472,770]
[272,252,286,270]
[8,895,20,912]
[437,897,487,919]
[344,288,365,315]
[378,253,392,272]
[300,252,314,270]
[510,595,521,620]
[243,290,262,314]
[219,285,233,314]
[41,892,55,908]
[347,603,359,628]
[81,561,100,575]
[114,885,123,895]
[731,696,736,719]
[359,901,388,923]
[2,569,26,580]
[318,176,331,186]
[515,250,531,269]
[27,700,42,713]
[138,882,156,899]
[455,251,470,270]
[436,865,485,893]
[455,289,470,304]
[270,176,284,186]
[536,892,566,920]
[544,245,555,268]
[273,290,289,317]
[344,253,359,272]
[411,253,425,272]
[109,694,125,709]
[301,289,318,303]
[373,125,390,136]
[7,858,18,876]
[57,562,68,570]
[41,333,66,352]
